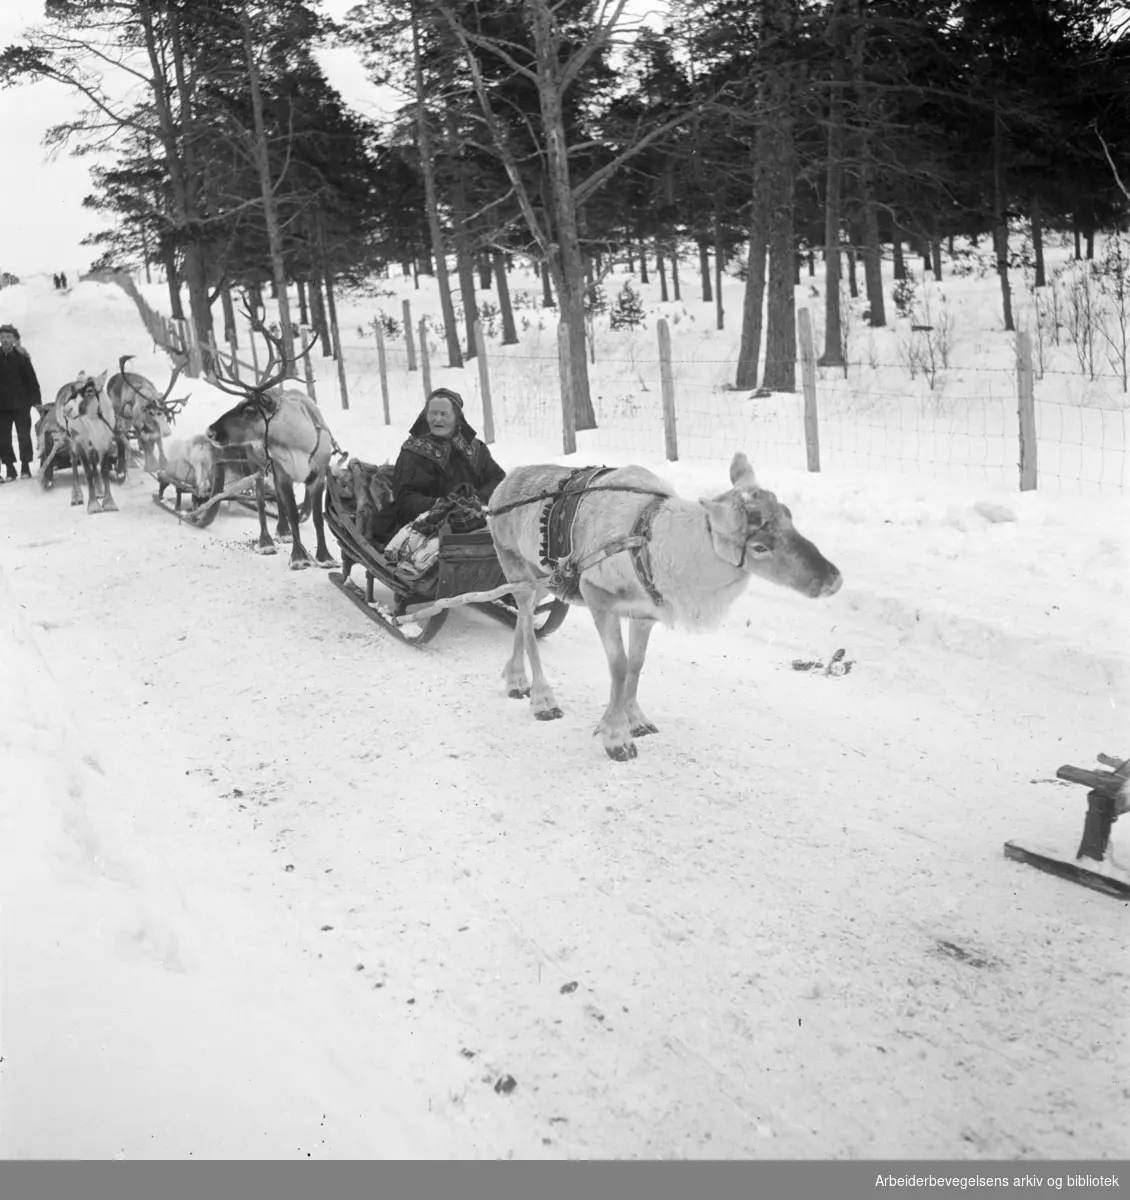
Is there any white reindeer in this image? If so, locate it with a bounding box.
[487,452,843,761]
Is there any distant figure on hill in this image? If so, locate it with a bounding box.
[52,273,60,289]
[0,323,42,482]
[59,272,68,290]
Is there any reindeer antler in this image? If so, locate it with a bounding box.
[118,354,187,416]
[208,308,321,404]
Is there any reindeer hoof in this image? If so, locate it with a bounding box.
[630,722,658,737]
[508,687,531,700]
[101,500,118,513]
[534,706,563,721]
[256,543,278,556]
[288,558,313,571]
[71,498,84,507]
[606,742,638,761]
[316,557,339,570]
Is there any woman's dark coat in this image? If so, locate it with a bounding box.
[370,404,505,544]
[0,345,42,411]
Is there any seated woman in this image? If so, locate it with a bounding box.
[369,387,505,546]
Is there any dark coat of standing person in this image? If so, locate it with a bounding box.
[0,324,42,480]
[369,388,505,544]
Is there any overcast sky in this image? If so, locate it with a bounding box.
[0,0,379,282]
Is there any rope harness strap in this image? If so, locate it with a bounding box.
[495,468,669,608]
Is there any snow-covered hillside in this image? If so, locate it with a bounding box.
[0,268,1126,1160]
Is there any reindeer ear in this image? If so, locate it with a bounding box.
[95,370,109,391]
[729,452,758,489]
[700,498,747,566]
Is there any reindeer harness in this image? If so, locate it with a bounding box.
[489,466,668,608]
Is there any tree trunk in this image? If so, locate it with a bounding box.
[493,249,518,344]
[1031,195,1045,287]
[541,261,555,307]
[819,0,849,366]
[479,252,492,289]
[639,235,650,284]
[308,264,331,358]
[657,246,668,302]
[161,239,184,321]
[892,235,905,281]
[930,238,942,279]
[671,246,681,301]
[714,209,725,330]
[139,0,212,368]
[445,111,479,360]
[993,107,1015,332]
[296,278,309,325]
[847,239,858,298]
[528,0,596,429]
[319,214,347,388]
[762,0,797,392]
[411,3,462,369]
[698,235,713,303]
[241,3,294,372]
[735,127,769,390]
[220,280,238,347]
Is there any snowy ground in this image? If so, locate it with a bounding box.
[0,270,1127,1161]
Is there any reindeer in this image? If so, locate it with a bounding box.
[107,355,188,474]
[53,371,120,513]
[157,434,219,512]
[487,452,843,761]
[205,318,338,569]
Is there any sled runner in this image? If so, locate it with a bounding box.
[323,469,569,647]
[151,448,283,528]
[1004,752,1130,899]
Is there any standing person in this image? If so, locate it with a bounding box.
[60,272,68,290]
[0,324,42,481]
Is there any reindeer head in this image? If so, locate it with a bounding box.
[62,370,110,421]
[699,452,842,599]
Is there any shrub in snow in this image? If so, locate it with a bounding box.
[892,274,917,318]
[609,281,646,330]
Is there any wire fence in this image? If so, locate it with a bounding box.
[95,269,1128,496]
[330,311,1127,497]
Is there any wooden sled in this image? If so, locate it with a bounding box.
[324,472,569,647]
[1005,753,1130,900]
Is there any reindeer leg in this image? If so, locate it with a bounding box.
[309,477,337,567]
[100,452,118,512]
[279,473,312,570]
[589,607,636,761]
[80,449,101,514]
[623,618,658,737]
[71,447,87,507]
[513,583,562,719]
[255,471,278,555]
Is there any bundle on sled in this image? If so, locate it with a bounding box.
[1005,752,1130,899]
[324,459,569,647]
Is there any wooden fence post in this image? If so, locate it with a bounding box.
[1017,329,1038,491]
[300,328,318,402]
[656,317,678,461]
[473,319,495,444]
[403,300,417,372]
[374,323,391,426]
[418,319,432,399]
[557,319,577,455]
[797,307,821,472]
